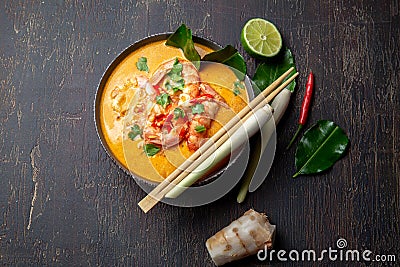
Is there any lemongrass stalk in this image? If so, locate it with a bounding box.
[237,88,292,203]
[165,105,273,199]
[259,88,292,151]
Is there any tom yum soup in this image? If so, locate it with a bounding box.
[99,39,249,183]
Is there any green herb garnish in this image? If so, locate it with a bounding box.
[156,93,171,108]
[194,125,206,133]
[172,81,185,92]
[173,108,185,119]
[128,124,142,140]
[165,25,201,69]
[166,58,185,92]
[165,80,184,93]
[136,57,149,72]
[144,144,161,157]
[234,80,245,89]
[191,103,204,114]
[169,58,183,74]
[165,81,172,91]
[233,80,244,96]
[169,73,182,82]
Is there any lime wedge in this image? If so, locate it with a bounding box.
[241,18,283,58]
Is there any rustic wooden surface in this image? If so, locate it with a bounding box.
[1,1,399,266]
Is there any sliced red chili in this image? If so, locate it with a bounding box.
[151,114,167,128]
[200,93,214,99]
[179,126,188,139]
[153,85,161,95]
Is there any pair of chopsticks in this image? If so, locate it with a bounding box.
[138,67,298,213]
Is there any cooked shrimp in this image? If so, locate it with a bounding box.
[186,99,221,151]
[143,110,189,148]
[185,84,228,151]
[142,58,228,152]
[150,58,200,86]
[198,83,227,105]
[143,58,199,148]
[161,112,189,148]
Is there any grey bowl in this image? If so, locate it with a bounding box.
[94,33,253,188]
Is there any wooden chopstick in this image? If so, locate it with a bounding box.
[138,69,297,212]
[138,68,297,212]
[157,71,299,198]
[148,67,294,194]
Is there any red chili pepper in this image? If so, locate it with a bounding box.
[151,114,167,128]
[200,93,214,99]
[179,126,187,139]
[153,85,161,95]
[287,71,314,149]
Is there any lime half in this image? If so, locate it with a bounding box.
[241,18,283,58]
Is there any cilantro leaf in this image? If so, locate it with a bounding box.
[233,80,244,96]
[156,93,171,108]
[194,125,206,133]
[166,58,185,93]
[169,73,182,82]
[191,103,204,114]
[172,81,185,92]
[128,124,142,140]
[233,87,241,96]
[169,58,183,74]
[234,80,245,89]
[165,81,173,91]
[144,144,160,157]
[136,57,149,72]
[173,108,185,119]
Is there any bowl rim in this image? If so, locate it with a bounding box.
[94,33,254,187]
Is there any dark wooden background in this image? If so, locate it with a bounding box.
[1,1,399,266]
